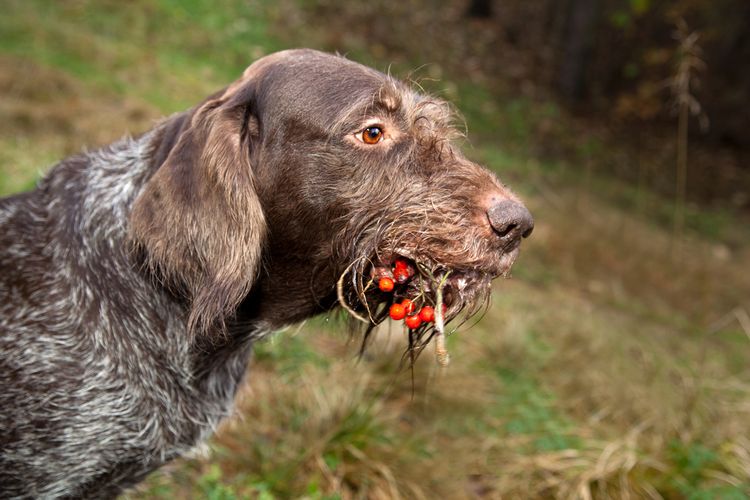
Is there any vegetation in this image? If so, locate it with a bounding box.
[1,1,748,498]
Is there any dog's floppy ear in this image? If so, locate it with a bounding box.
[130,75,266,336]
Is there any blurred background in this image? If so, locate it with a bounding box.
[1,0,749,498]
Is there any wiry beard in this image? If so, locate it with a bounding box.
[330,166,509,365]
[334,252,495,367]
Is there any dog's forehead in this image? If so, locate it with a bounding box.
[247,49,413,127]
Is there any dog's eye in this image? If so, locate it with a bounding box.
[359,126,384,145]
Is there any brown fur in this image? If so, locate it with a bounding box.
[0,49,532,498]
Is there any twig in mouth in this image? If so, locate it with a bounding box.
[434,270,451,367]
[337,260,370,324]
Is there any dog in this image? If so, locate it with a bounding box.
[0,49,533,498]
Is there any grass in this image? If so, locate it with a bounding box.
[2,1,749,498]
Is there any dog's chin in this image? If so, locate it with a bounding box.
[338,244,520,328]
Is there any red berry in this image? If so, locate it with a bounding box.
[401,299,416,314]
[378,277,394,292]
[419,306,435,323]
[405,314,422,329]
[389,303,406,320]
[394,258,409,270]
[393,268,409,284]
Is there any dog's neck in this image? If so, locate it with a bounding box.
[49,127,334,365]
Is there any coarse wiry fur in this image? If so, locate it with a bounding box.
[0,49,531,498]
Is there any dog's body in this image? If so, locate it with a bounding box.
[0,49,532,498]
[0,135,252,497]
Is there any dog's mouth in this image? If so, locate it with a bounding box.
[336,248,514,365]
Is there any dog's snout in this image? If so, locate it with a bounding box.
[487,200,534,242]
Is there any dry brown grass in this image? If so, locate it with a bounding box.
[0,54,158,194]
[0,56,155,146]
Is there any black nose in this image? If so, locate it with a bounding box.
[487,200,534,243]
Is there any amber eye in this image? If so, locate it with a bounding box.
[361,126,384,144]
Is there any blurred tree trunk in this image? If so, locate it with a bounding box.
[557,0,600,101]
[467,0,492,18]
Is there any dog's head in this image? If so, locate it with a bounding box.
[130,49,532,338]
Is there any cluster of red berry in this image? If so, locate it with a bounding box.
[388,299,435,329]
[377,258,438,330]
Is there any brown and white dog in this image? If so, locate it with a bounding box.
[0,49,532,498]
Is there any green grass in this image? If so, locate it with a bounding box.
[2,2,749,498]
[0,0,285,111]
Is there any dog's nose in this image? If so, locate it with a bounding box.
[487,200,534,244]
